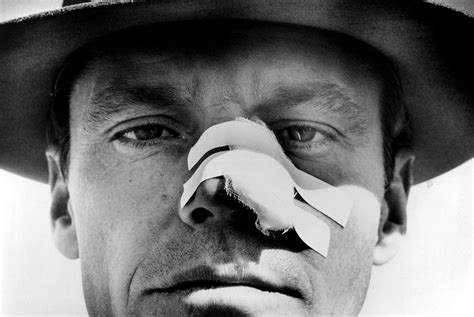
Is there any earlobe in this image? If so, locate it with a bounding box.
[373,149,414,265]
[46,152,79,259]
[373,200,403,265]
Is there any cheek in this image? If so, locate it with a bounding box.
[316,186,380,314]
[332,185,381,268]
[342,186,381,246]
[68,150,188,312]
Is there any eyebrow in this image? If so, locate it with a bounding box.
[83,80,367,134]
[83,81,193,132]
[258,82,366,124]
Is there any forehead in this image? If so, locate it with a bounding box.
[73,22,383,101]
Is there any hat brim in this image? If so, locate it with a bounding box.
[1,0,473,184]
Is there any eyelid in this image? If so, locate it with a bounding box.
[120,124,179,140]
[268,120,342,161]
[270,120,341,138]
[108,117,194,155]
[109,115,186,141]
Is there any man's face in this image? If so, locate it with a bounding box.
[60,24,391,315]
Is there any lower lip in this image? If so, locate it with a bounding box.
[162,285,303,313]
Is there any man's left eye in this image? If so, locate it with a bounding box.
[275,125,324,143]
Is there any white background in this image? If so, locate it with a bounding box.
[1,1,473,315]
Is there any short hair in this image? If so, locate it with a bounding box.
[47,22,411,188]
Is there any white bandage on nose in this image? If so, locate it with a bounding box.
[180,118,353,257]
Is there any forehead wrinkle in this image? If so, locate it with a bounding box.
[82,80,193,132]
[205,63,263,112]
[251,68,261,105]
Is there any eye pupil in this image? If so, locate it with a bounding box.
[128,125,175,141]
[289,128,302,141]
[288,126,316,142]
[116,122,183,148]
[135,126,162,140]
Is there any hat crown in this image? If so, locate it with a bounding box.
[1,0,471,183]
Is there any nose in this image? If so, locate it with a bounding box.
[179,176,253,228]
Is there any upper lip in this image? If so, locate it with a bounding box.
[145,265,303,299]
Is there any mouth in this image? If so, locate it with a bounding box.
[149,278,303,299]
[144,265,303,300]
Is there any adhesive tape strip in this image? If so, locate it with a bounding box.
[182,148,331,257]
[185,118,352,227]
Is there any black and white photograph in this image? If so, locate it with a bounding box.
[1,0,472,315]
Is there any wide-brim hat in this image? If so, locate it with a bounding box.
[1,0,472,184]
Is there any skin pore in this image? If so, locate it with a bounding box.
[47,22,413,316]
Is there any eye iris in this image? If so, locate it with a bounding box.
[133,126,165,140]
[288,126,316,142]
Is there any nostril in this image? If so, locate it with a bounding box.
[191,207,214,224]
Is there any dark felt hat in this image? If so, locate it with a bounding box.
[0,0,472,184]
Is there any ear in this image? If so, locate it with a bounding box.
[46,151,79,259]
[373,149,414,265]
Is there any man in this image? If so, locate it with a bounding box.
[0,0,472,316]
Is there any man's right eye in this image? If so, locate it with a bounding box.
[121,124,179,141]
[112,122,184,149]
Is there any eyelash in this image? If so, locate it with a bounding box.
[111,119,337,155]
[273,122,338,153]
[112,120,184,149]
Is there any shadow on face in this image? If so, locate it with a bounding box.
[46,20,413,316]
